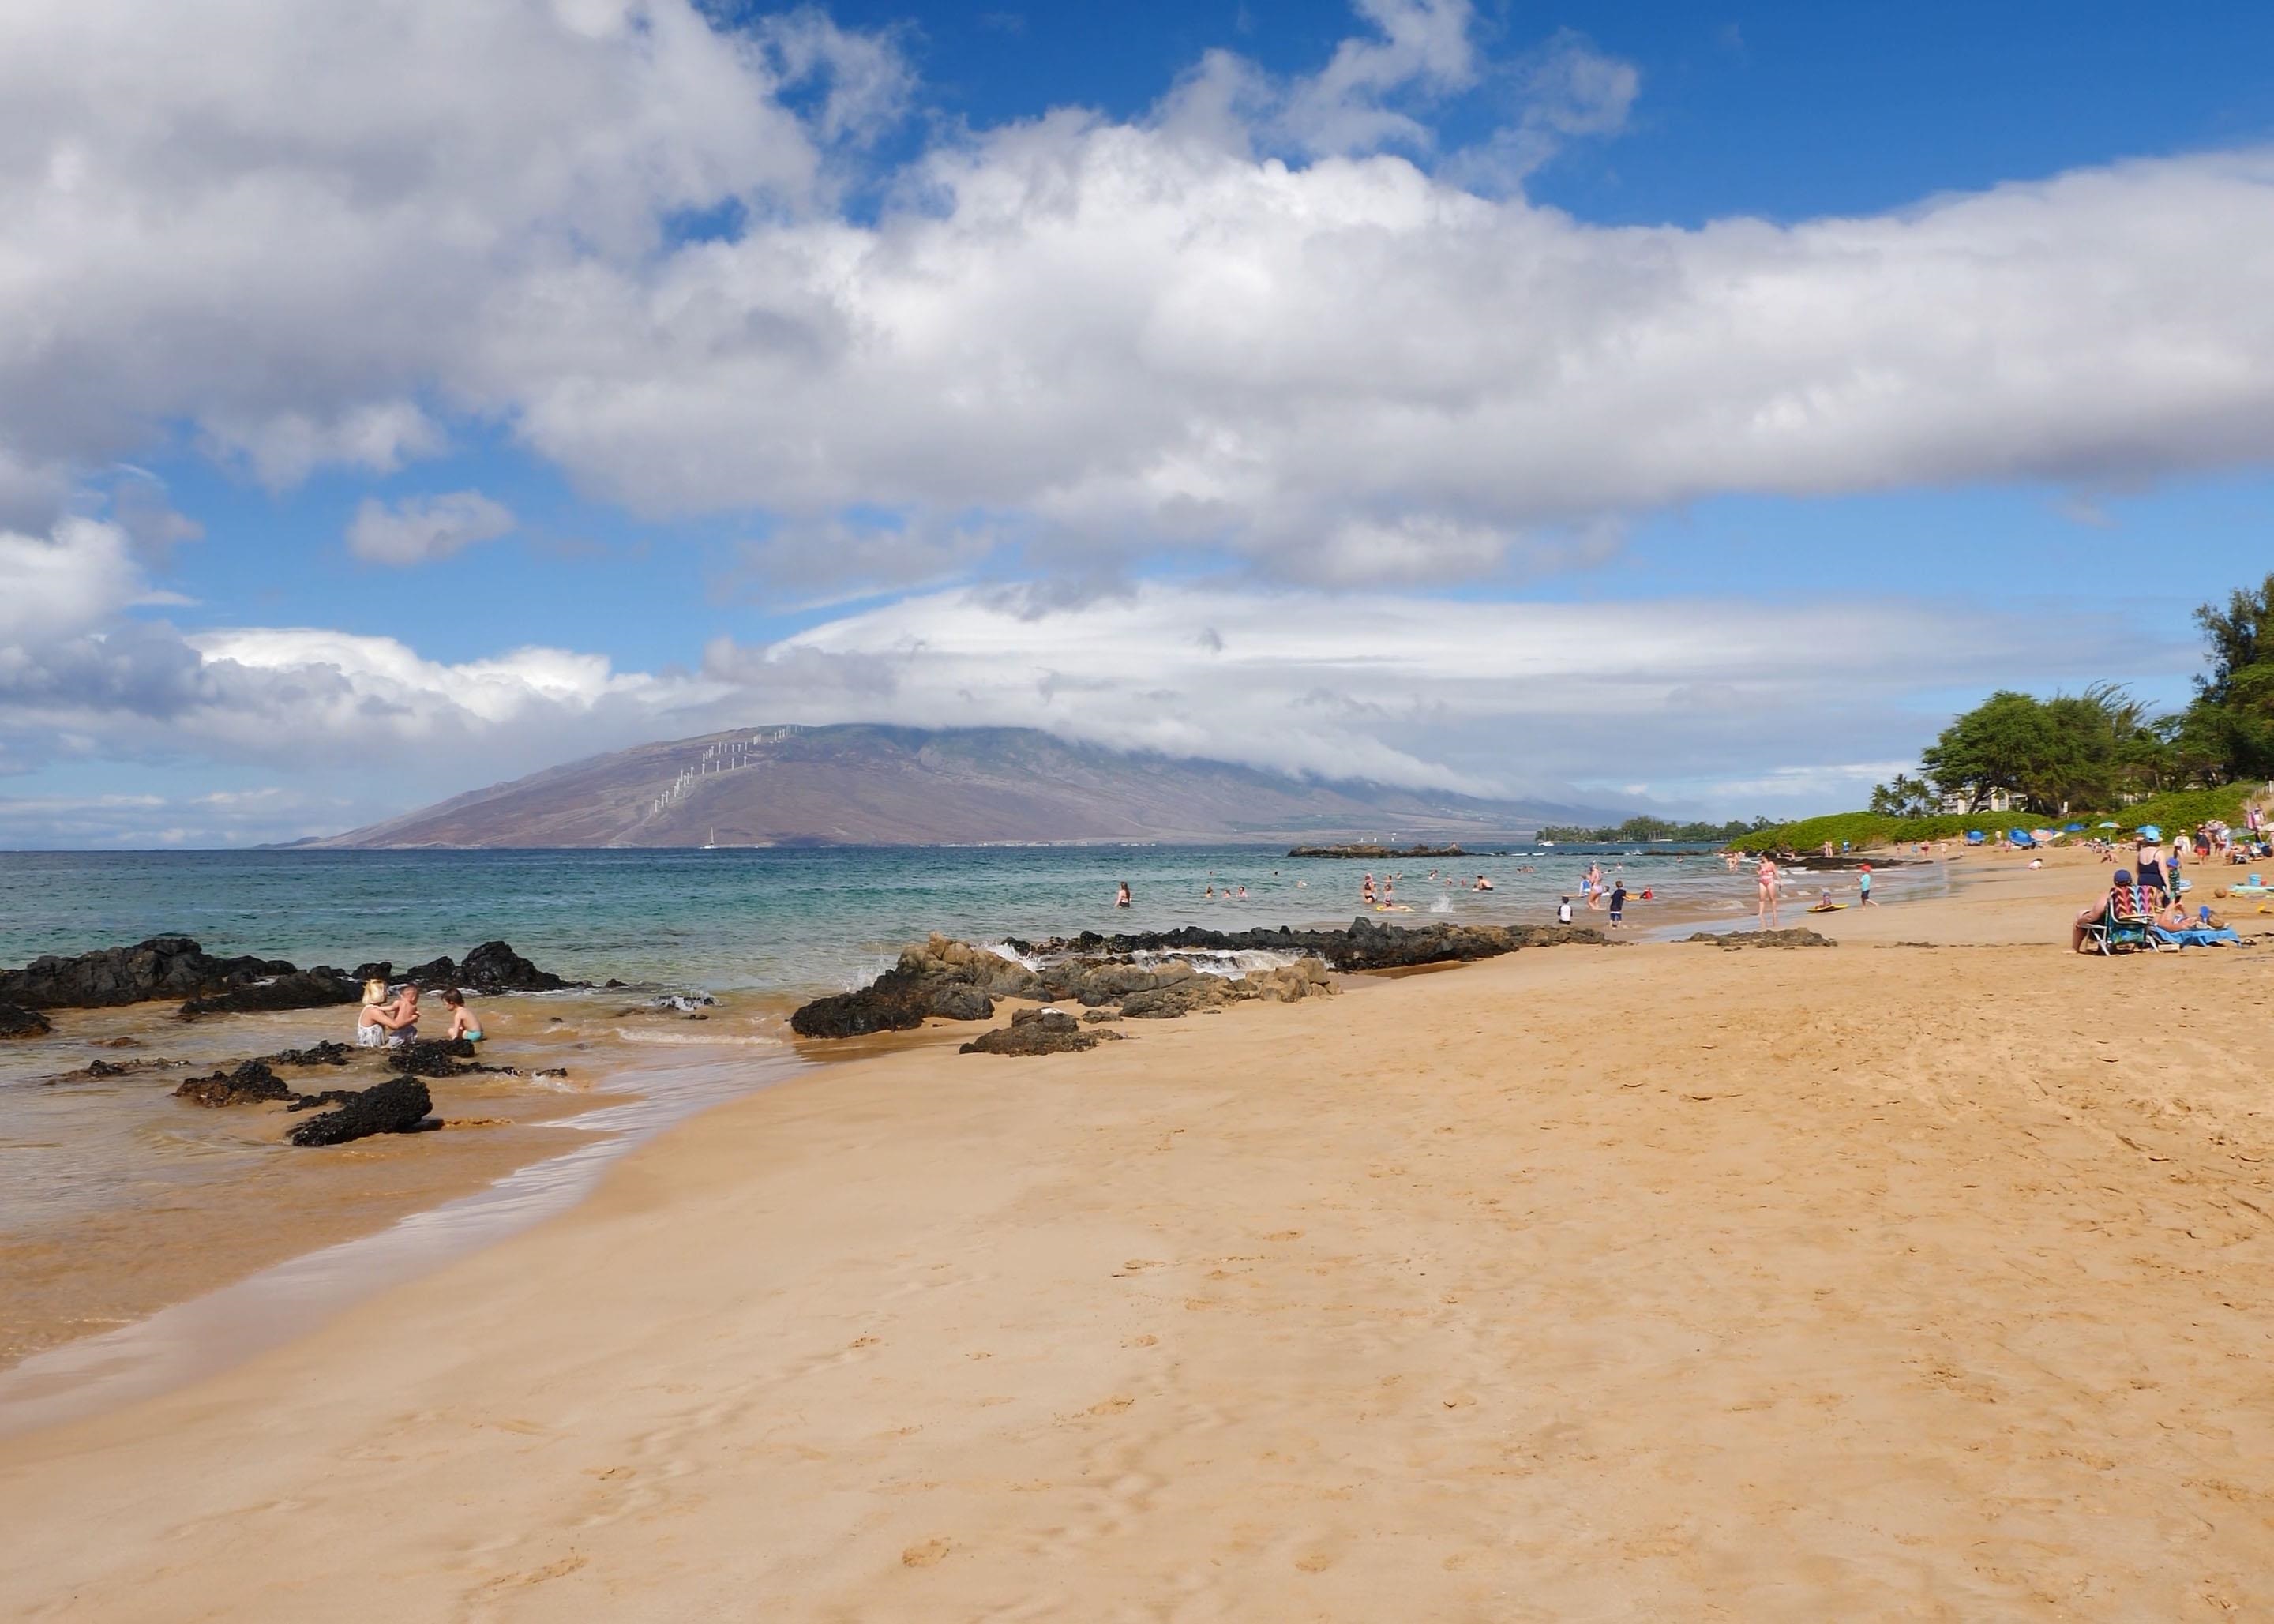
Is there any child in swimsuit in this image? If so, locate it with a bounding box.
[441,988,482,1044]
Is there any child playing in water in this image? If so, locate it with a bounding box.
[441,988,482,1044]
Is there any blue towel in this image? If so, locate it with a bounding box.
[2150,925,2241,947]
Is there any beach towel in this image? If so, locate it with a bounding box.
[2149,925,2242,948]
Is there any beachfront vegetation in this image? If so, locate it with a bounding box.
[1912,684,2170,815]
[1724,812,1976,855]
[2172,571,2274,782]
[1736,573,2274,854]
[1534,816,1772,843]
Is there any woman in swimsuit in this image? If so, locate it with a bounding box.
[1756,856,1781,928]
[1115,882,1131,908]
[356,978,392,1048]
[441,988,482,1043]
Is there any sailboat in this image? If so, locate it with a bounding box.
[702,827,718,850]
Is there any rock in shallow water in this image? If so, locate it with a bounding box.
[287,1077,434,1146]
[176,968,359,1019]
[0,936,298,1011]
[0,1002,51,1038]
[174,1060,295,1107]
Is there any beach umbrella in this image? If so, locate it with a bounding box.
[2096,821,2119,828]
[2063,823,2084,832]
[2138,824,2162,842]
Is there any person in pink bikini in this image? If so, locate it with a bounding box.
[1755,854,1781,927]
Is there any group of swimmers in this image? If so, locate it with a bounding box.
[355,979,482,1049]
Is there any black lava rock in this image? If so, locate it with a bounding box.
[0,1002,50,1038]
[384,1037,484,1077]
[177,968,359,1019]
[175,1060,295,1107]
[399,941,578,995]
[0,936,298,1011]
[287,1077,434,1146]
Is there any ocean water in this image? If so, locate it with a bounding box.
[0,843,1758,997]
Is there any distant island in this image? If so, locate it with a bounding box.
[1536,816,1775,843]
[1286,843,1469,859]
[309,725,1621,850]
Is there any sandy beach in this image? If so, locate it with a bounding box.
[6,850,2274,1618]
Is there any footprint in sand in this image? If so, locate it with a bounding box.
[901,1539,951,1568]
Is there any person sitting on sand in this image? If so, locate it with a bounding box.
[1558,895,1572,925]
[2071,869,2142,953]
[439,988,483,1044]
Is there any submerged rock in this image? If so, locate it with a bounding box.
[287,1077,434,1146]
[268,1040,357,1067]
[1687,928,1836,949]
[0,936,298,1011]
[174,1060,295,1107]
[959,1008,1108,1056]
[0,1002,50,1038]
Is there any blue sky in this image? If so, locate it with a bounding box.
[5,0,2274,845]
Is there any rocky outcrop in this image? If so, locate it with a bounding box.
[176,968,358,1020]
[959,1008,1112,1056]
[790,936,1034,1037]
[174,1060,295,1107]
[1687,928,1836,949]
[0,1003,50,1038]
[396,941,579,995]
[287,1078,434,1146]
[0,936,298,1010]
[790,933,1353,1038]
[1016,917,1607,973]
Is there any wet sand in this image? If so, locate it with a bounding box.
[13,849,2274,1617]
[0,995,790,1369]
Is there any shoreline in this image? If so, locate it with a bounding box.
[12,846,2274,1612]
[0,859,1938,1426]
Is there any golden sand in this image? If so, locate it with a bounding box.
[5,850,2274,1618]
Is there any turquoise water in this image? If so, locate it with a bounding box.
[0,845,1759,996]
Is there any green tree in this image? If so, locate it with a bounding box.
[1867,773,1938,817]
[2179,573,2274,781]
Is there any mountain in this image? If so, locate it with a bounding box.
[310,726,1617,849]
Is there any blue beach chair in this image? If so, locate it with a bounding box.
[2009,828,2036,849]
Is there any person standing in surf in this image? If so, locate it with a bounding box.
[1756,854,1781,928]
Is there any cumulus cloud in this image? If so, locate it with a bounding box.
[18,0,2274,595]
[347,490,517,566]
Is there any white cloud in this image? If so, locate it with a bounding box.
[0,519,148,646]
[347,490,517,566]
[29,1,2274,598]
